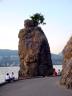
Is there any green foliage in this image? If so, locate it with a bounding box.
[30,13,46,25]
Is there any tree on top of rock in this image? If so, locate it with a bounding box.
[30,13,46,26]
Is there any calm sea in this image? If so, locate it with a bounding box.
[0,65,62,83]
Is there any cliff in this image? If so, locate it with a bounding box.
[18,19,53,79]
[60,36,72,89]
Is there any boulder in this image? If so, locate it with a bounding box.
[18,20,53,79]
[60,36,72,89]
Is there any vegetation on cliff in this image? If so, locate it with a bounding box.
[30,13,46,26]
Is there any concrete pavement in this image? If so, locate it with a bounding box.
[0,77,72,96]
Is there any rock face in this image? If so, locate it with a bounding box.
[60,36,72,89]
[18,20,53,79]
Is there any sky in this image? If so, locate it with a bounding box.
[0,0,72,54]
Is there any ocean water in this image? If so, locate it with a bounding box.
[53,65,62,72]
[0,67,20,83]
[0,65,62,83]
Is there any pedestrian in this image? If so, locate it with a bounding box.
[53,68,57,76]
[10,72,15,81]
[5,73,11,82]
[57,69,61,76]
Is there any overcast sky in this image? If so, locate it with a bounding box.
[0,0,72,54]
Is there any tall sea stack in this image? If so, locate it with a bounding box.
[60,36,72,89]
[18,19,53,79]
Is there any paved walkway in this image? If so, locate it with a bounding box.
[0,77,72,96]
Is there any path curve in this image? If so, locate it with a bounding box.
[0,77,72,96]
